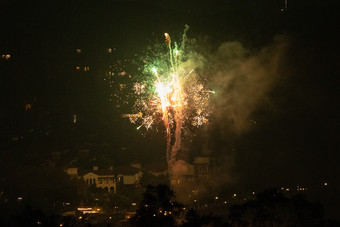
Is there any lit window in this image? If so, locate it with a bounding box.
[76,66,80,71]
[84,66,90,71]
[107,48,112,53]
[25,104,31,111]
[2,54,10,60]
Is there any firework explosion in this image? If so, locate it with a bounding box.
[123,26,213,178]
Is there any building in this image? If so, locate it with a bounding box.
[115,165,143,185]
[66,167,79,179]
[170,157,211,186]
[83,168,117,193]
[193,157,210,184]
[171,163,195,185]
[79,164,143,194]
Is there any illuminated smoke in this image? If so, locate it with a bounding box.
[210,35,289,134]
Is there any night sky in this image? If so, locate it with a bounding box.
[1,0,339,219]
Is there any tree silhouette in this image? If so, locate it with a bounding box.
[181,208,230,227]
[130,184,183,227]
[229,188,325,227]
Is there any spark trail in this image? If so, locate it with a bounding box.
[124,26,213,179]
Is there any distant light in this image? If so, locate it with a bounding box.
[79,216,82,220]
[132,202,137,206]
[37,221,42,225]
[215,196,218,200]
[324,182,328,186]
[4,54,10,60]
[233,194,237,197]
[194,200,197,203]
[25,104,31,111]
[76,49,81,54]
[224,201,227,204]
[17,197,23,201]
[286,188,290,191]
[77,208,93,211]
[252,192,255,195]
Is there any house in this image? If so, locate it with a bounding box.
[170,157,211,186]
[82,165,143,193]
[66,167,79,179]
[115,165,143,185]
[83,167,117,193]
[193,157,210,184]
[171,162,195,186]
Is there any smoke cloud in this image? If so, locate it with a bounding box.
[172,35,290,202]
[209,35,289,134]
[172,159,189,177]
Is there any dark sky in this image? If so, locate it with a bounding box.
[1,0,339,197]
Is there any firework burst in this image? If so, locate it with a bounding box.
[124,26,213,177]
